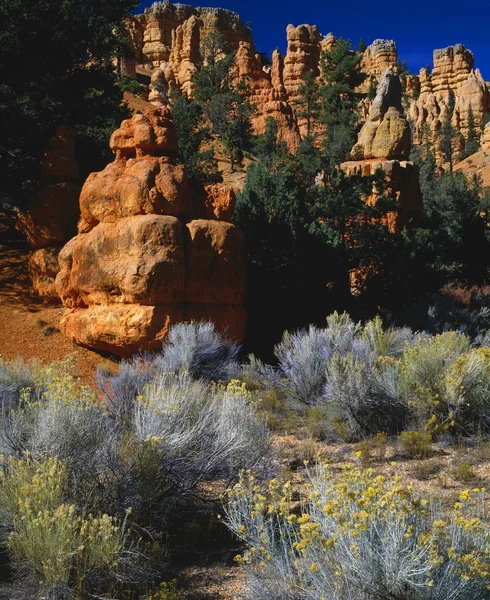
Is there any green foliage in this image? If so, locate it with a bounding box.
[319,38,365,176]
[405,147,490,290]
[294,69,321,138]
[194,54,253,171]
[0,0,137,207]
[170,89,220,184]
[357,37,367,53]
[437,90,460,172]
[398,431,433,458]
[464,106,481,158]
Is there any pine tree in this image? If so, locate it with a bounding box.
[358,38,367,53]
[0,0,137,208]
[438,91,458,172]
[169,89,220,184]
[318,38,365,179]
[464,106,480,157]
[294,69,321,138]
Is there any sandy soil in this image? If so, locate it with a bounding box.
[0,242,118,385]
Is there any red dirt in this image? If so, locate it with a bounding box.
[0,243,118,385]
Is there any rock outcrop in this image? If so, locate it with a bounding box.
[362,39,398,80]
[234,41,301,151]
[17,127,81,301]
[133,1,251,69]
[343,68,422,233]
[283,24,321,105]
[351,68,411,161]
[408,44,490,145]
[56,106,247,357]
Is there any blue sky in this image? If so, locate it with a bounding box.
[139,0,490,78]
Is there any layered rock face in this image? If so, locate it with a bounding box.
[235,41,301,151]
[17,127,81,301]
[133,1,251,69]
[362,39,398,80]
[56,107,247,357]
[283,24,321,104]
[408,44,490,143]
[342,68,423,233]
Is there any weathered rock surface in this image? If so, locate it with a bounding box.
[283,24,321,104]
[169,15,200,96]
[201,184,236,221]
[135,1,251,68]
[362,39,398,80]
[352,68,411,160]
[28,247,61,301]
[344,68,422,235]
[57,106,247,356]
[234,41,301,151]
[408,44,490,145]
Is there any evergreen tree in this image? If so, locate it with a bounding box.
[0,0,137,208]
[464,106,480,158]
[294,69,321,138]
[169,89,220,185]
[200,31,227,67]
[358,38,367,53]
[319,38,365,179]
[437,90,458,172]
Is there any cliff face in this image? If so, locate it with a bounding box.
[127,3,489,161]
[128,1,251,70]
[408,44,490,142]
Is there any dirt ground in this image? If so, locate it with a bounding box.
[0,241,118,385]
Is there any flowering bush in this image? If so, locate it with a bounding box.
[0,455,130,599]
[226,465,490,600]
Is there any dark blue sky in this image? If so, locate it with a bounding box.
[139,0,490,78]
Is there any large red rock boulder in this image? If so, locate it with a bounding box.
[56,106,248,356]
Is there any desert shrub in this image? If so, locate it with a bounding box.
[444,347,490,434]
[274,325,332,405]
[398,431,433,459]
[0,357,41,413]
[152,322,240,382]
[324,353,407,440]
[98,357,153,420]
[129,375,268,520]
[0,455,131,600]
[411,458,443,480]
[399,331,471,429]
[361,316,414,358]
[0,357,269,596]
[226,466,490,600]
[453,461,478,484]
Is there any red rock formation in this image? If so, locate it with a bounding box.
[408,44,490,145]
[342,68,423,233]
[283,24,321,105]
[169,15,201,96]
[362,39,398,81]
[56,106,247,356]
[136,1,251,68]
[234,41,301,152]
